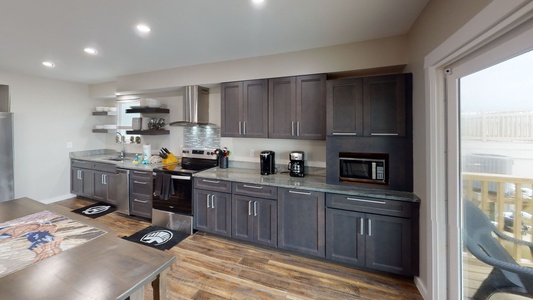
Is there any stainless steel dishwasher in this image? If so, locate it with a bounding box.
[116,168,130,214]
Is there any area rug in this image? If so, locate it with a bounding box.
[122,226,188,250]
[71,202,116,219]
[0,210,106,278]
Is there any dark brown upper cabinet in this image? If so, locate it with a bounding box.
[327,74,411,137]
[221,80,268,138]
[269,74,326,140]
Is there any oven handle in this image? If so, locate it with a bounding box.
[171,175,191,180]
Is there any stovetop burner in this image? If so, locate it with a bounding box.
[153,147,218,175]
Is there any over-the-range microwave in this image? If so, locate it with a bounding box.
[338,152,388,185]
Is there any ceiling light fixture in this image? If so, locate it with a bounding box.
[252,0,265,4]
[136,24,151,33]
[42,61,55,68]
[84,47,97,55]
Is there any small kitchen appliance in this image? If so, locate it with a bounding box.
[288,151,305,177]
[260,150,275,175]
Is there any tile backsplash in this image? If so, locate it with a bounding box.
[184,126,221,149]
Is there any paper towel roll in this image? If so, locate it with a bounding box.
[143,144,151,162]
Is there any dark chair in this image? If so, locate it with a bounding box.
[464,199,533,299]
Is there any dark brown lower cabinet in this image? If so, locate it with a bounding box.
[326,208,413,276]
[93,171,118,205]
[129,170,153,219]
[194,189,232,237]
[232,195,277,247]
[71,167,93,198]
[277,188,325,257]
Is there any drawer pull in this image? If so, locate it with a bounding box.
[202,179,220,184]
[254,201,257,216]
[248,201,252,215]
[332,132,357,136]
[134,181,148,185]
[346,197,386,205]
[370,133,399,136]
[368,219,372,236]
[360,218,364,235]
[243,184,263,190]
[207,195,211,208]
[289,190,311,195]
[211,195,215,209]
[133,199,148,204]
[133,171,149,175]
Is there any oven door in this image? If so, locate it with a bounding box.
[152,173,192,215]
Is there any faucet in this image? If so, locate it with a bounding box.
[116,131,126,158]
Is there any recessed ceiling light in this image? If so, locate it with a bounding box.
[136,24,151,33]
[42,61,55,68]
[84,47,97,55]
[252,0,265,4]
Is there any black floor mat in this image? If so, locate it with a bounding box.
[71,202,116,219]
[122,226,188,250]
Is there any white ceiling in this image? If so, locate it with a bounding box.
[0,0,428,84]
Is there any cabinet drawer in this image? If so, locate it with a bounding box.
[232,183,277,199]
[194,178,231,193]
[71,159,92,169]
[130,195,152,218]
[130,178,153,196]
[326,193,412,218]
[93,162,116,173]
[130,170,153,179]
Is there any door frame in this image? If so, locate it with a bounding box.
[424,1,533,299]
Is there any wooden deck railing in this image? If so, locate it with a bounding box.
[461,111,533,141]
[462,172,533,262]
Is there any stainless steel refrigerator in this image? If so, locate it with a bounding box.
[0,112,14,202]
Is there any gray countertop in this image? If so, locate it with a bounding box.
[69,149,166,171]
[194,167,420,203]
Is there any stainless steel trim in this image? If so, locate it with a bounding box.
[289,190,311,195]
[243,184,263,189]
[116,169,130,215]
[346,197,386,205]
[171,175,191,180]
[370,133,399,136]
[332,132,358,136]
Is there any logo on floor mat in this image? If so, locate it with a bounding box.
[140,230,173,245]
[82,205,111,215]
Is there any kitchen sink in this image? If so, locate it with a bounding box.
[105,157,124,162]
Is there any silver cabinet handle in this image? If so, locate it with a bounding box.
[133,171,149,175]
[346,197,386,205]
[77,170,82,180]
[368,219,372,236]
[243,184,263,189]
[370,133,399,136]
[202,179,220,184]
[248,201,252,215]
[254,201,257,216]
[332,132,357,136]
[207,194,210,208]
[291,121,295,136]
[289,190,311,195]
[297,121,300,136]
[211,195,215,209]
[239,121,242,135]
[360,218,364,235]
[134,181,148,185]
[133,199,148,204]
[243,121,246,135]
[171,175,191,180]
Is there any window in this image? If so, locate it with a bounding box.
[116,100,140,142]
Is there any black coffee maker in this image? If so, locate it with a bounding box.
[288,151,305,177]
[260,150,275,175]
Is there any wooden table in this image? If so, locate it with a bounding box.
[0,197,175,300]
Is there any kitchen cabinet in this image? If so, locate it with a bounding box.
[277,188,325,257]
[129,170,153,219]
[92,162,118,205]
[269,74,326,140]
[326,73,411,137]
[193,179,232,237]
[231,183,277,247]
[325,193,418,276]
[221,80,268,138]
[71,160,94,198]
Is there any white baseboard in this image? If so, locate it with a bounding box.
[40,194,77,204]
[415,276,428,300]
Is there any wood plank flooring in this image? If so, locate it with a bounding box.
[52,197,422,300]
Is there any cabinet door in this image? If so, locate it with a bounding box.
[269,77,296,139]
[211,191,232,237]
[365,214,412,275]
[363,74,406,137]
[71,167,93,197]
[326,78,363,136]
[326,208,365,267]
[242,80,268,138]
[296,74,326,140]
[232,195,254,242]
[221,82,243,137]
[93,171,107,202]
[278,188,325,257]
[71,167,83,195]
[194,189,211,232]
[254,198,277,247]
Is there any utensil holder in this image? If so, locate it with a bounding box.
[219,156,228,169]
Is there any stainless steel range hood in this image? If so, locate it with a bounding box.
[170,85,214,127]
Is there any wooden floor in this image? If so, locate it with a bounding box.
[53,197,422,300]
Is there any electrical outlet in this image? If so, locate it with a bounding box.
[66,142,73,149]
[249,149,255,157]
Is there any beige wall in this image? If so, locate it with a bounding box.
[405,0,491,297]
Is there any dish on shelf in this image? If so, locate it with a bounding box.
[94,125,104,129]
[145,98,161,108]
[103,124,117,129]
[95,106,106,112]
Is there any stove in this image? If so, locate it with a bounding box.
[152,147,218,234]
